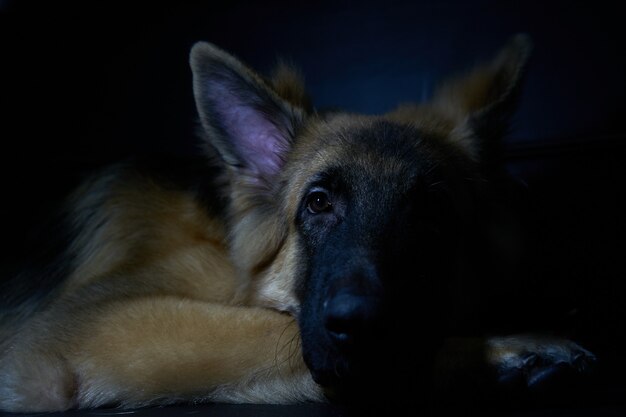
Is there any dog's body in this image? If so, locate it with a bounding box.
[0,36,594,412]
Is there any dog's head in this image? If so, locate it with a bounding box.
[190,36,531,396]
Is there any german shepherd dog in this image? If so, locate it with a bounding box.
[0,35,595,412]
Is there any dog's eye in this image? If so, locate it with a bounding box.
[306,191,332,214]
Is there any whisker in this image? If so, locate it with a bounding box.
[464,176,489,183]
[271,318,303,375]
[427,180,446,189]
[423,161,441,177]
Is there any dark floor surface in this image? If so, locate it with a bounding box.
[2,403,626,417]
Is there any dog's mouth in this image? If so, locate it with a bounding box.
[301,314,390,392]
[308,359,350,387]
[305,335,419,403]
[305,347,373,393]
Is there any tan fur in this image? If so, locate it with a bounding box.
[0,167,323,411]
[60,168,232,302]
[270,61,312,110]
[71,299,317,407]
[0,35,547,412]
[62,166,240,302]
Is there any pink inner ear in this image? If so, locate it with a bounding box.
[211,81,287,178]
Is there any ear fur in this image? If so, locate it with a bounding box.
[190,42,305,186]
[430,34,533,162]
[269,60,312,112]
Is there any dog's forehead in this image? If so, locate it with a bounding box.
[297,115,434,177]
[281,115,441,215]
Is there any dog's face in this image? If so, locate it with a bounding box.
[280,125,475,395]
[284,116,475,390]
[190,36,531,394]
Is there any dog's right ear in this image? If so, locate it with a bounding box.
[190,42,304,186]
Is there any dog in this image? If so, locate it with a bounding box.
[0,34,595,412]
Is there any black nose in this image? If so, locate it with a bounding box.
[323,292,382,347]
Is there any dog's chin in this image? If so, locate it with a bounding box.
[309,355,364,385]
[302,323,438,402]
[303,338,392,399]
[303,338,361,386]
[307,356,369,399]
[307,351,409,403]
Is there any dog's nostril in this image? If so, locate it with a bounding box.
[323,293,380,347]
[325,314,355,344]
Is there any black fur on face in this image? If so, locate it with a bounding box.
[294,120,480,397]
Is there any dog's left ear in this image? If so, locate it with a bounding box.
[430,34,532,162]
[190,42,304,186]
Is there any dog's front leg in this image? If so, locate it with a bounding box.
[67,297,324,409]
[434,334,596,403]
[485,334,596,387]
[1,298,323,412]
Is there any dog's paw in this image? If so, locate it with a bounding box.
[486,334,596,393]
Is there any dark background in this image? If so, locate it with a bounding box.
[0,0,625,415]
